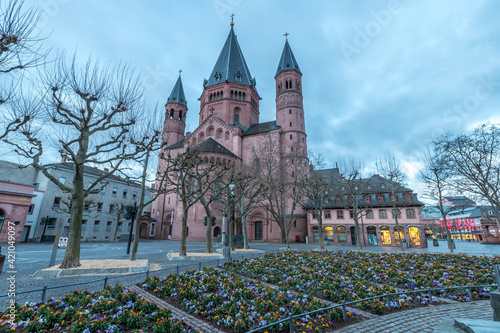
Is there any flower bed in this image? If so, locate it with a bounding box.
[0,285,194,333]
[140,268,362,332]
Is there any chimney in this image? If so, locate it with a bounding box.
[61,155,67,163]
[373,174,381,179]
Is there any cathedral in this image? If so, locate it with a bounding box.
[150,20,309,243]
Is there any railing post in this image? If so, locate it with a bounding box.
[146,270,149,278]
[104,276,108,289]
[341,300,347,321]
[176,265,179,274]
[494,264,500,288]
[288,314,295,333]
[199,262,202,270]
[217,258,219,267]
[385,293,391,310]
[427,289,432,303]
[467,286,473,300]
[41,286,47,302]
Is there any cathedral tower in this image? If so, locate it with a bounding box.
[163,74,187,146]
[199,21,261,128]
[275,37,307,173]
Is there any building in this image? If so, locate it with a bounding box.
[152,21,309,242]
[0,160,150,243]
[0,180,36,243]
[306,173,427,248]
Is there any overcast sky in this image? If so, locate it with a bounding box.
[12,0,500,183]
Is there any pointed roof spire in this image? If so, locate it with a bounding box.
[167,72,187,106]
[276,36,301,76]
[205,19,255,88]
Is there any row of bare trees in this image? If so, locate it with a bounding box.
[419,123,500,252]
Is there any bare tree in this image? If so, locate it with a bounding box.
[338,159,369,251]
[300,154,335,249]
[376,154,409,252]
[435,124,500,229]
[5,55,145,268]
[418,149,456,252]
[252,135,307,247]
[0,0,46,140]
[108,203,126,242]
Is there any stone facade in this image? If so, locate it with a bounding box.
[0,180,36,243]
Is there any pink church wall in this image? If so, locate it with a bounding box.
[0,181,36,243]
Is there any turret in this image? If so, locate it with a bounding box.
[163,74,187,146]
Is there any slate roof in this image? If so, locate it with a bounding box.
[443,196,476,207]
[166,139,185,149]
[193,138,237,157]
[205,26,255,88]
[242,121,281,136]
[310,168,341,182]
[166,76,187,106]
[276,40,301,76]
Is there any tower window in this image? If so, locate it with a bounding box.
[179,112,183,121]
[230,90,233,99]
[242,92,245,100]
[290,134,293,140]
[235,71,241,81]
[289,109,292,114]
[234,113,239,123]
[290,122,292,127]
[214,72,221,81]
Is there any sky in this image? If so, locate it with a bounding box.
[7,0,500,188]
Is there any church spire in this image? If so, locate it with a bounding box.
[167,72,187,106]
[275,37,301,77]
[205,23,255,88]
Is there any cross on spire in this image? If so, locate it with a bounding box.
[283,32,290,40]
[209,107,215,114]
[230,13,235,26]
[178,69,182,76]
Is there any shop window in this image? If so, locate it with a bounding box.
[381,226,391,245]
[337,226,347,243]
[409,226,420,245]
[324,226,334,241]
[394,226,404,242]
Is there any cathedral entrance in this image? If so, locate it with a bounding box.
[255,221,263,240]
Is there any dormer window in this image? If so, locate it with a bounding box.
[235,70,242,81]
[214,72,221,81]
[377,195,384,202]
[404,193,412,201]
[381,184,386,188]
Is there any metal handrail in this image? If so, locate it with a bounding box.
[245,283,497,333]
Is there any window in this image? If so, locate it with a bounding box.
[106,221,112,232]
[377,195,384,202]
[112,188,118,197]
[53,197,61,208]
[28,204,35,215]
[127,223,131,232]
[133,191,137,200]
[381,184,386,188]
[109,204,115,213]
[390,195,396,202]
[84,203,90,211]
[312,211,317,219]
[59,177,66,185]
[366,210,374,218]
[379,209,387,218]
[324,211,331,219]
[392,209,401,218]
[290,134,293,140]
[290,122,292,127]
[117,222,122,232]
[150,222,156,236]
[33,183,39,190]
[47,218,56,229]
[367,185,372,189]
[123,190,128,199]
[406,209,415,218]
[100,186,106,195]
[97,203,103,212]
[289,109,292,114]
[82,220,87,231]
[337,210,344,219]
[94,220,100,231]
[336,197,342,204]
[404,193,412,201]
[364,195,370,203]
[349,210,354,218]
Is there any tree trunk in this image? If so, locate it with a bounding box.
[201,198,213,253]
[180,206,188,256]
[393,206,405,252]
[130,152,149,261]
[59,164,85,268]
[229,214,235,250]
[317,213,325,249]
[112,211,121,241]
[241,196,249,250]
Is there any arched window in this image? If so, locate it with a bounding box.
[199,132,205,142]
[209,94,212,102]
[238,91,242,100]
[404,193,412,201]
[216,128,223,139]
[178,112,183,121]
[213,227,221,237]
[224,131,230,140]
[230,90,233,99]
[285,81,289,89]
[337,226,347,243]
[169,109,174,119]
[220,91,223,99]
[234,113,239,123]
[207,126,215,137]
[242,92,245,100]
[289,79,292,89]
[312,226,319,243]
[324,226,334,241]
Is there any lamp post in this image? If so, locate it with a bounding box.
[40,216,50,243]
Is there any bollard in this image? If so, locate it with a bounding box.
[494,265,500,288]
[467,287,473,300]
[41,286,47,302]
[289,314,295,333]
[176,265,179,274]
[341,300,347,321]
[104,276,108,289]
[386,293,391,310]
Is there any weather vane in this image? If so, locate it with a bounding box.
[178,69,182,76]
[284,32,290,40]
